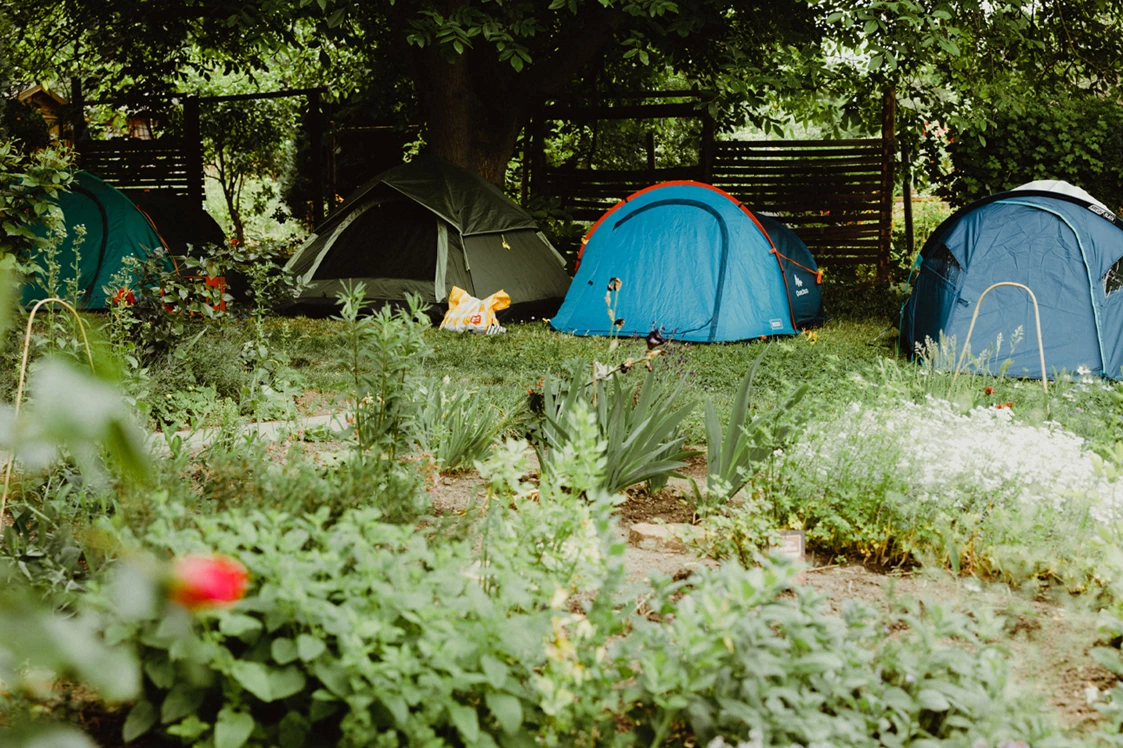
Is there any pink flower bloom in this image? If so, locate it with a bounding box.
[170,555,249,610]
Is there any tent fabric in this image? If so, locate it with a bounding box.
[900,183,1123,379]
[308,155,539,241]
[549,181,823,343]
[756,213,827,329]
[285,155,570,313]
[1012,180,1109,211]
[21,171,170,309]
[121,190,226,258]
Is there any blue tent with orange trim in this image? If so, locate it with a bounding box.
[550,181,823,342]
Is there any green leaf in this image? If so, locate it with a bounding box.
[214,707,256,748]
[123,699,158,742]
[268,665,307,700]
[297,633,327,662]
[449,703,480,743]
[231,661,272,701]
[272,637,299,665]
[220,613,264,641]
[480,654,507,689]
[1091,646,1123,675]
[144,655,176,690]
[917,688,951,711]
[161,684,205,724]
[313,660,352,697]
[486,691,523,733]
[166,715,209,740]
[19,725,98,748]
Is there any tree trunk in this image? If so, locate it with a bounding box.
[222,175,245,246]
[409,7,626,187]
[414,47,526,185]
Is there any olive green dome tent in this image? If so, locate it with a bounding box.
[283,155,570,316]
[22,171,171,309]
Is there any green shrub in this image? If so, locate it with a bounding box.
[113,421,625,747]
[532,360,697,494]
[939,92,1123,212]
[623,562,1068,747]
[182,436,429,523]
[416,377,507,473]
[777,393,1113,591]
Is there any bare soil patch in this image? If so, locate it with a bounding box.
[617,488,695,525]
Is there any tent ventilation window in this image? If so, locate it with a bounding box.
[1104,259,1123,296]
[926,244,962,286]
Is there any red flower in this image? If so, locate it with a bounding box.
[984,387,994,395]
[112,288,136,306]
[169,555,249,610]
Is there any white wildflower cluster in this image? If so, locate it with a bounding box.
[793,396,1122,520]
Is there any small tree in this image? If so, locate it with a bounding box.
[201,98,293,245]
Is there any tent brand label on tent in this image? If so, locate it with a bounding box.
[770,318,784,329]
[796,288,810,297]
[1088,204,1119,222]
[794,275,804,287]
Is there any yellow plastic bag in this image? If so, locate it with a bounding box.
[440,286,511,334]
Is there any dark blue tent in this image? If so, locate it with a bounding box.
[549,181,823,342]
[900,183,1123,379]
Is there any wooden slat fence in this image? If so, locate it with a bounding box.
[709,138,890,265]
[539,165,703,222]
[78,139,201,199]
[528,92,896,272]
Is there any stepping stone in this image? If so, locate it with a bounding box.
[629,522,701,553]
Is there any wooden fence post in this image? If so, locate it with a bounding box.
[69,77,86,151]
[521,116,531,204]
[901,134,914,260]
[701,109,715,183]
[308,90,325,223]
[878,88,897,284]
[183,97,204,208]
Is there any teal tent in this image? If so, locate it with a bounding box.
[550,181,823,342]
[22,171,170,309]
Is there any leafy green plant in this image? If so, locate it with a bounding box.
[0,564,142,748]
[335,284,432,456]
[685,497,782,566]
[416,377,506,472]
[700,346,808,509]
[533,359,697,494]
[194,436,429,523]
[623,562,1067,747]
[940,92,1123,213]
[231,241,304,419]
[115,503,572,746]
